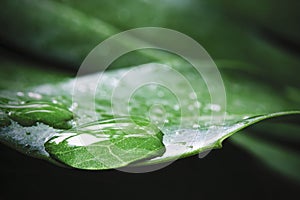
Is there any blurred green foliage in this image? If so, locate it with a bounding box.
[1,0,300,87]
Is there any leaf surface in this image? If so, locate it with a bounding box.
[1,62,299,169]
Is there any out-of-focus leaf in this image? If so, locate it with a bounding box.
[230,132,300,182]
[211,0,300,43]
[248,122,300,142]
[1,0,300,88]
[0,0,118,67]
[0,49,71,90]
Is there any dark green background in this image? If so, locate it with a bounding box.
[1,135,298,199]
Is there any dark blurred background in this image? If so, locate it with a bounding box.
[0,0,299,199]
[1,126,299,200]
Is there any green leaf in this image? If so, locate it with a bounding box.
[211,0,300,43]
[2,0,300,86]
[140,111,300,165]
[230,132,300,182]
[45,117,165,170]
[0,0,118,66]
[1,61,299,170]
[0,49,71,91]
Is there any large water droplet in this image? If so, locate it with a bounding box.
[0,98,73,129]
[48,117,163,147]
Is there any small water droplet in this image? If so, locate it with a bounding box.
[0,99,73,129]
[110,78,119,87]
[52,99,58,104]
[194,101,201,108]
[17,92,24,97]
[173,104,180,111]
[206,104,221,112]
[26,132,31,135]
[189,92,197,100]
[27,92,42,99]
[192,124,200,129]
[70,102,78,111]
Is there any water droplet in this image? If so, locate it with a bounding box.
[110,78,119,87]
[17,92,24,97]
[194,101,201,108]
[173,104,180,111]
[26,132,31,135]
[70,102,78,111]
[0,99,73,129]
[27,92,42,99]
[192,124,200,129]
[47,117,162,147]
[206,104,221,112]
[189,92,197,100]
[52,99,58,104]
